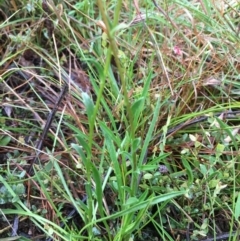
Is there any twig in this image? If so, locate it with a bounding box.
[152,110,240,142]
[27,83,68,175]
[200,231,238,241]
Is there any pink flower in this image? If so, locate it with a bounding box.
[173,46,182,56]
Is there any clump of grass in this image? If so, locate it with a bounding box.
[0,0,240,240]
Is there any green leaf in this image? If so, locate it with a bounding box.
[234,193,240,220]
[143,173,153,180]
[99,121,121,146]
[73,135,91,156]
[142,71,153,97]
[110,22,129,36]
[91,163,104,217]
[131,97,145,127]
[216,143,225,157]
[82,92,94,121]
[14,184,25,196]
[182,157,194,185]
[0,135,11,146]
[132,137,141,153]
[12,195,20,203]
[71,143,87,166]
[139,97,162,165]
[125,197,139,207]
[44,160,54,172]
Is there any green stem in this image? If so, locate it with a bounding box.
[96,0,137,197]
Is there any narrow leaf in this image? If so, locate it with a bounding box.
[234,193,240,220]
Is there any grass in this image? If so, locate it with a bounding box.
[0,0,240,240]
